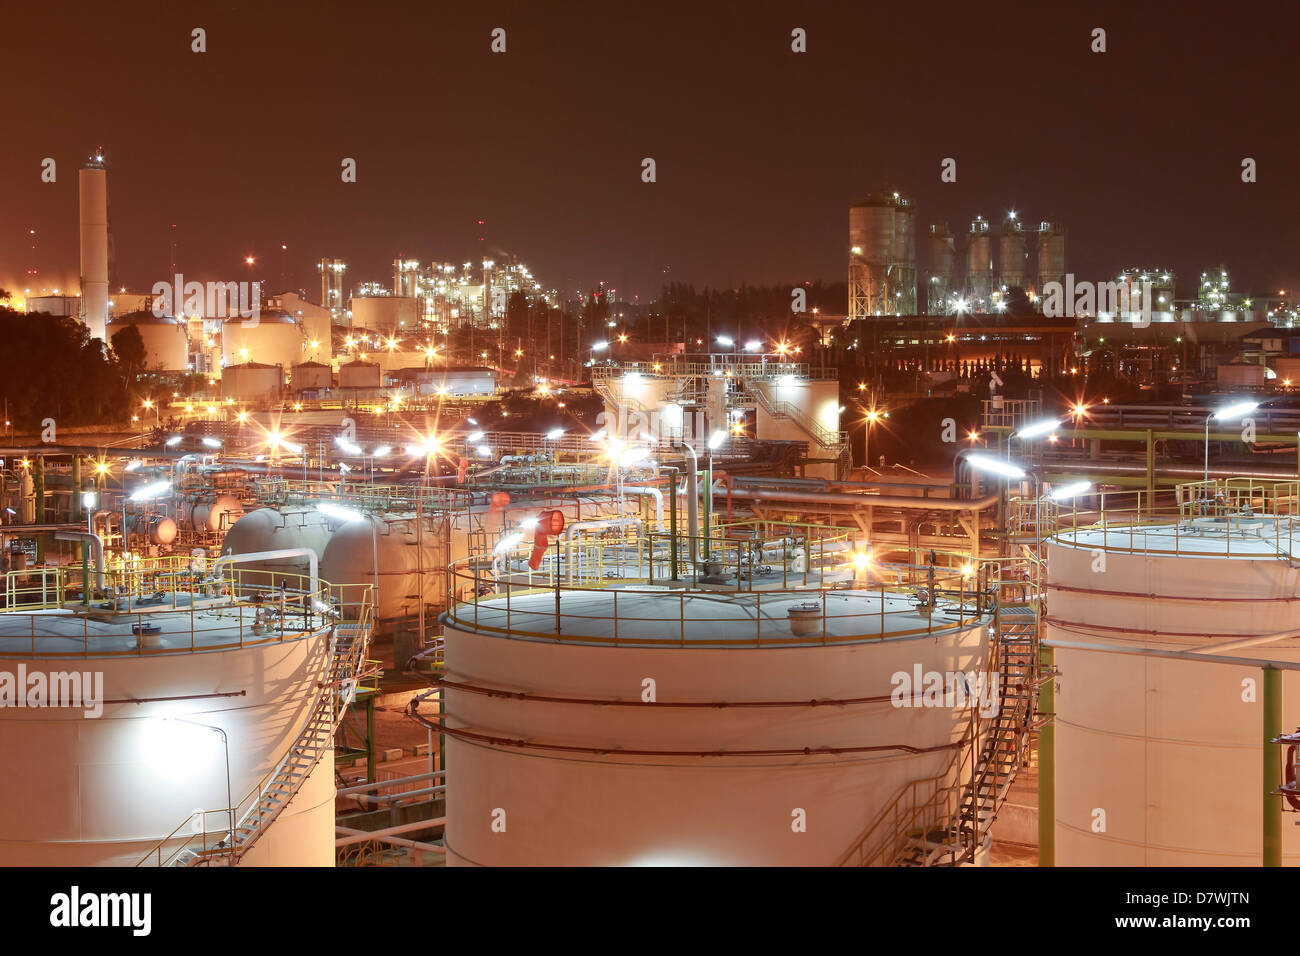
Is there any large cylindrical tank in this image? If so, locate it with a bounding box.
[124,512,178,546]
[0,621,336,865]
[320,513,444,622]
[1047,524,1300,865]
[221,506,339,582]
[106,310,190,372]
[221,309,303,369]
[351,296,417,333]
[181,493,245,534]
[967,219,993,301]
[926,224,956,314]
[441,589,990,865]
[997,225,1028,291]
[1037,223,1067,295]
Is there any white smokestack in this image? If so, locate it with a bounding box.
[78,151,108,342]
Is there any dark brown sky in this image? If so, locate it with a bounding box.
[3,0,1297,304]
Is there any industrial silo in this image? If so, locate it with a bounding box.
[1036,223,1067,300]
[849,191,915,319]
[966,218,994,304]
[1046,494,1300,865]
[440,575,994,866]
[997,221,1029,293]
[926,224,956,314]
[106,310,191,372]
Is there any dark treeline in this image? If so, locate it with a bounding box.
[0,308,135,428]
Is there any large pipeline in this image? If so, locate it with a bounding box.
[715,487,1001,511]
[1040,458,1300,481]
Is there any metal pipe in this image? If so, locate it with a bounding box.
[333,817,446,847]
[673,443,699,566]
[51,531,105,591]
[212,547,318,594]
[1265,667,1282,867]
[1038,642,1055,867]
[621,487,663,531]
[715,487,1001,511]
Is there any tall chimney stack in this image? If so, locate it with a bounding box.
[78,149,109,342]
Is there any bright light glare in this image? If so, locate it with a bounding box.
[744,340,762,352]
[1015,418,1060,440]
[591,341,608,351]
[81,491,97,509]
[1049,481,1093,501]
[201,437,222,448]
[477,445,492,457]
[164,435,182,447]
[965,454,1027,480]
[316,502,364,522]
[495,532,524,552]
[1214,400,1258,420]
[335,436,362,455]
[372,445,391,458]
[520,517,539,530]
[716,336,734,347]
[618,447,650,467]
[546,428,565,440]
[466,431,484,442]
[708,430,727,450]
[129,480,171,501]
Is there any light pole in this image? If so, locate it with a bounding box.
[672,440,699,571]
[168,716,233,845]
[864,409,881,471]
[1204,400,1259,509]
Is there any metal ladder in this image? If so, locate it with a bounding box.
[893,606,1039,866]
[137,593,376,867]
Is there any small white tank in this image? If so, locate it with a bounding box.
[221,507,339,579]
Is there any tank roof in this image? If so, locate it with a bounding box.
[445,588,982,648]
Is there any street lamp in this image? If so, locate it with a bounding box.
[864,409,882,471]
[1204,400,1258,496]
[164,717,233,846]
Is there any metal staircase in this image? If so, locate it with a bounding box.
[838,598,1041,866]
[136,589,376,867]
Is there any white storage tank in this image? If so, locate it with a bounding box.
[180,493,245,534]
[0,607,338,865]
[106,310,191,372]
[221,506,340,583]
[1047,512,1300,865]
[221,309,303,369]
[441,585,990,866]
[221,363,284,402]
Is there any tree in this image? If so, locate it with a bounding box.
[110,324,147,383]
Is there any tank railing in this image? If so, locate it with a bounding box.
[593,360,833,381]
[0,563,338,659]
[136,583,374,867]
[251,478,477,515]
[839,715,978,866]
[1015,480,1300,562]
[446,550,1004,647]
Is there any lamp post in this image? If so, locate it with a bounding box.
[169,717,233,845]
[1203,400,1259,510]
[864,409,881,471]
[672,440,700,571]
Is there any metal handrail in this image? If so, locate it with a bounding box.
[0,562,336,659]
[135,583,375,867]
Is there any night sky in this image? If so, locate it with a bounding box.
[3,0,1297,304]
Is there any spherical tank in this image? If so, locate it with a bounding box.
[441,589,991,866]
[1047,526,1300,865]
[221,310,303,369]
[107,310,190,372]
[0,624,336,865]
[221,507,338,582]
